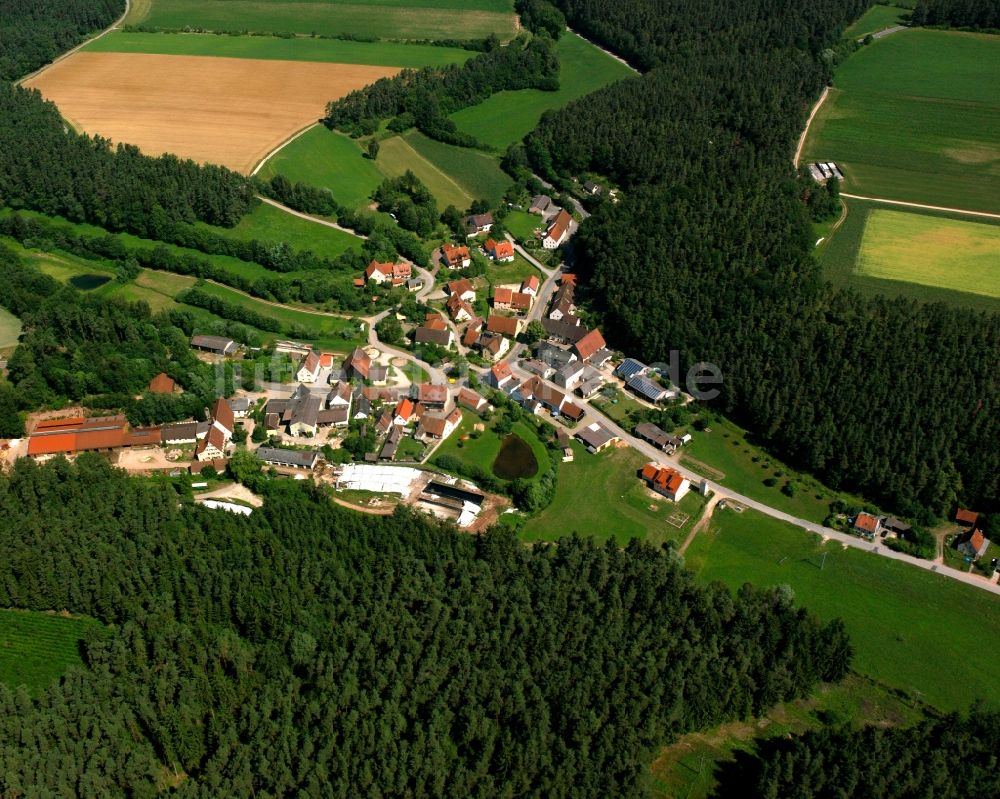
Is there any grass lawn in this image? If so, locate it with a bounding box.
[395,435,426,462]
[650,673,927,799]
[197,202,363,260]
[377,135,474,210]
[685,507,1000,711]
[819,198,1000,313]
[195,281,368,346]
[0,306,22,352]
[85,31,471,67]
[486,252,539,286]
[502,209,543,242]
[522,442,707,547]
[856,209,1000,298]
[450,32,636,151]
[434,410,551,483]
[128,0,518,41]
[802,29,1000,213]
[845,3,906,38]
[0,609,103,696]
[401,131,512,206]
[680,417,866,525]
[590,392,648,427]
[258,126,384,211]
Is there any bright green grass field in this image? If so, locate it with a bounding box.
[521,442,708,547]
[450,33,636,151]
[85,31,471,67]
[434,410,551,483]
[375,131,511,209]
[0,306,22,352]
[198,202,363,260]
[819,198,1000,313]
[685,508,1000,712]
[258,127,384,211]
[0,609,102,696]
[857,209,1000,298]
[129,0,518,41]
[845,3,906,38]
[802,30,1000,213]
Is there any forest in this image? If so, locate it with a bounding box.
[325,34,559,145]
[0,0,123,81]
[0,245,232,432]
[517,0,1000,518]
[0,455,852,795]
[714,708,1000,798]
[912,0,1000,28]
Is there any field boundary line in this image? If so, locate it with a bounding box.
[566,27,641,75]
[794,85,828,168]
[251,122,321,177]
[394,136,475,206]
[16,0,131,86]
[256,195,368,240]
[840,193,1000,221]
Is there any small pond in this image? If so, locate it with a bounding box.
[492,434,539,480]
[69,274,111,290]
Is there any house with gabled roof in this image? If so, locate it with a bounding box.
[543,209,572,249]
[457,387,487,413]
[486,314,523,338]
[854,513,882,538]
[416,407,463,442]
[529,195,552,215]
[148,373,176,394]
[521,275,540,296]
[488,362,516,391]
[957,528,990,560]
[365,260,412,286]
[441,243,471,269]
[485,238,515,262]
[573,328,607,362]
[575,422,618,453]
[297,350,321,383]
[477,332,510,362]
[414,326,454,348]
[446,294,474,322]
[464,212,494,237]
[640,463,690,501]
[447,279,476,302]
[344,347,372,381]
[393,398,417,426]
[195,425,228,462]
[955,509,979,528]
[191,335,239,356]
[210,398,235,440]
[493,287,532,313]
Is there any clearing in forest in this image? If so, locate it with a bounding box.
[0,609,102,696]
[125,0,518,41]
[857,210,1000,298]
[23,52,399,173]
[801,29,1000,213]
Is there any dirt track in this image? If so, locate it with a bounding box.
[24,52,398,173]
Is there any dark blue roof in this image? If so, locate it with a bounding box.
[615,358,646,380]
[627,375,665,401]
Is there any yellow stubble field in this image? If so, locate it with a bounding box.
[24,52,397,173]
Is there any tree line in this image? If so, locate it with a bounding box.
[0,456,852,795]
[713,708,1000,798]
[324,34,559,146]
[0,82,255,233]
[913,0,1000,29]
[515,0,1000,518]
[0,0,123,82]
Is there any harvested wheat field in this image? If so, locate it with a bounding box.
[24,52,397,173]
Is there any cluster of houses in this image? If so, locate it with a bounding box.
[440,231,516,271]
[528,196,574,249]
[852,511,913,541]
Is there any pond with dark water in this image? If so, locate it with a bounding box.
[492,433,539,480]
[69,274,111,290]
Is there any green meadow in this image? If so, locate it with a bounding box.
[844,3,906,38]
[819,198,1000,313]
[685,508,1000,712]
[0,307,22,353]
[434,410,552,485]
[127,0,518,41]
[197,202,363,260]
[450,32,636,151]
[376,131,511,209]
[0,609,103,696]
[85,31,471,67]
[258,127,384,211]
[521,443,708,547]
[802,29,1000,213]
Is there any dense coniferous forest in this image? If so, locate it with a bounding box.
[913,0,1000,28]
[0,456,851,795]
[0,0,123,81]
[325,34,559,144]
[715,709,1000,798]
[0,83,255,232]
[518,0,1000,517]
[0,246,230,431]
